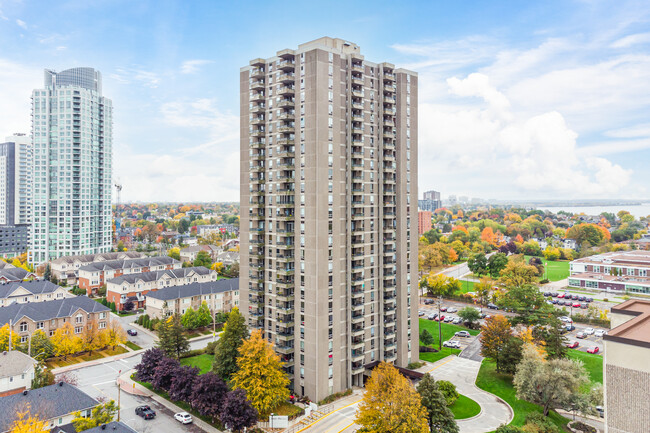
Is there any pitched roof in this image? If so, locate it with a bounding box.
[78,256,179,273]
[0,268,33,282]
[0,261,16,270]
[50,252,145,265]
[0,296,110,326]
[82,422,138,433]
[146,278,239,301]
[107,266,214,285]
[0,351,36,378]
[0,280,63,300]
[0,383,98,432]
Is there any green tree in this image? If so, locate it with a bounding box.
[31,363,55,389]
[181,307,199,330]
[498,284,554,326]
[212,307,248,381]
[194,250,212,268]
[72,400,118,431]
[157,315,190,360]
[417,373,459,433]
[468,253,488,276]
[43,264,51,281]
[356,362,430,433]
[474,277,493,306]
[488,253,509,278]
[420,329,435,346]
[533,320,568,360]
[29,330,53,360]
[436,380,459,406]
[231,330,289,416]
[458,306,481,328]
[196,301,213,328]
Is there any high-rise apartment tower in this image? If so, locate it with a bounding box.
[30,68,113,263]
[0,134,32,226]
[240,37,418,401]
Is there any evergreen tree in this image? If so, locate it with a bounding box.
[212,307,248,381]
[420,329,435,346]
[157,315,190,360]
[417,374,459,433]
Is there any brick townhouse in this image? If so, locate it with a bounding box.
[78,256,180,296]
[106,266,218,311]
[0,296,111,342]
[0,280,70,307]
[569,250,650,294]
[145,278,240,318]
[50,251,145,286]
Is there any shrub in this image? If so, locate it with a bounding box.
[179,348,206,359]
[318,388,353,405]
[419,345,437,353]
[523,413,560,433]
[205,341,218,355]
[437,380,459,406]
[539,279,550,284]
[496,425,524,433]
[407,361,425,370]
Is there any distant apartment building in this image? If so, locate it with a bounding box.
[0,134,32,258]
[0,351,37,397]
[145,278,240,318]
[0,296,110,341]
[604,299,650,433]
[569,251,650,294]
[418,190,441,212]
[0,280,69,307]
[196,224,238,237]
[78,256,180,295]
[418,211,432,234]
[30,68,113,264]
[180,245,222,263]
[240,37,418,401]
[106,266,218,310]
[50,251,145,286]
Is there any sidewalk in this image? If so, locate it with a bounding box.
[52,347,147,374]
[119,369,225,433]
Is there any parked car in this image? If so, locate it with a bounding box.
[174,412,193,424]
[572,302,581,308]
[576,332,586,339]
[584,328,595,335]
[551,292,559,297]
[586,297,594,302]
[440,306,448,312]
[487,303,499,310]
[587,346,600,354]
[127,329,138,336]
[427,313,438,320]
[543,292,551,297]
[443,340,461,349]
[447,307,457,313]
[452,317,462,324]
[551,299,558,304]
[557,293,566,298]
[444,316,453,322]
[418,310,425,317]
[135,406,156,420]
[455,331,471,338]
[566,324,576,331]
[436,315,445,322]
[580,303,588,309]
[566,341,579,349]
[595,406,605,418]
[594,329,606,337]
[578,295,585,301]
[559,316,572,323]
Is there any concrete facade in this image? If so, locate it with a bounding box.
[240,37,418,401]
[569,250,650,294]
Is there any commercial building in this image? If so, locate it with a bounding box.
[0,296,110,341]
[105,266,217,310]
[240,37,418,401]
[0,382,99,432]
[30,68,113,264]
[568,250,650,294]
[0,280,69,307]
[50,251,145,286]
[604,299,650,433]
[418,190,441,212]
[145,278,240,318]
[418,210,432,234]
[78,255,180,295]
[0,351,37,397]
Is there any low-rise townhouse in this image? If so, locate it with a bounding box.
[145,278,240,318]
[50,252,146,286]
[0,351,37,397]
[78,256,180,296]
[0,382,99,432]
[179,245,222,263]
[0,280,69,307]
[0,296,111,343]
[215,251,239,266]
[0,267,37,284]
[569,250,650,294]
[106,266,218,311]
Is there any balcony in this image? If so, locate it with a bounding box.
[251,115,265,125]
[278,99,294,108]
[250,104,265,114]
[278,124,295,133]
[384,84,396,93]
[250,92,265,102]
[352,64,364,73]
[279,73,295,83]
[278,86,295,96]
[278,59,295,70]
[250,80,265,90]
[277,138,295,146]
[384,96,396,104]
[383,71,395,81]
[251,68,265,78]
[278,111,295,120]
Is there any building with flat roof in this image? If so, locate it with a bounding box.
[604,299,650,433]
[240,37,418,401]
[418,190,441,212]
[569,250,650,294]
[418,211,432,234]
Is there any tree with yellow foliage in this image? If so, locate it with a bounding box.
[0,323,21,352]
[104,318,127,350]
[231,329,289,416]
[356,362,429,433]
[82,319,108,354]
[212,261,225,275]
[9,404,48,433]
[51,322,83,360]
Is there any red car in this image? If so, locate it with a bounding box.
[566,341,579,349]
[573,303,581,308]
[587,347,600,354]
[440,307,448,312]
[557,293,565,298]
[436,315,445,322]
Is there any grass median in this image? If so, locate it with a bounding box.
[450,394,481,420]
[418,319,480,364]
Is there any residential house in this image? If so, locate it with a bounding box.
[222,238,239,250]
[75,422,138,433]
[215,251,239,266]
[50,252,145,286]
[0,267,37,284]
[0,296,111,342]
[0,351,37,397]
[145,278,240,318]
[196,224,238,237]
[0,280,69,307]
[78,256,180,296]
[179,245,221,263]
[106,266,218,311]
[0,382,99,432]
[0,261,15,270]
[563,239,577,250]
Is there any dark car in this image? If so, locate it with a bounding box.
[135,405,156,420]
[551,299,558,304]
[580,303,588,309]
[551,292,559,297]
[566,324,576,331]
[578,295,585,301]
[586,297,593,302]
[571,294,579,300]
[127,329,138,336]
[487,303,499,310]
[543,292,551,297]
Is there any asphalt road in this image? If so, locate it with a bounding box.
[111,312,157,349]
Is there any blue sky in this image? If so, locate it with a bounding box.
[1,0,649,202]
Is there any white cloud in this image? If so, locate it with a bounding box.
[15,18,26,28]
[0,58,42,139]
[109,67,160,88]
[180,59,213,74]
[610,32,650,48]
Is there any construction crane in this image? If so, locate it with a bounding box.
[114,181,122,245]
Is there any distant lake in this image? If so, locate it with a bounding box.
[538,204,650,219]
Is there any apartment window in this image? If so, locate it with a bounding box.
[75,326,83,334]
[99,321,106,329]
[19,322,28,332]
[37,322,44,329]
[20,336,28,343]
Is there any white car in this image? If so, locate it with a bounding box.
[174,412,193,424]
[452,317,462,324]
[455,331,470,338]
[594,329,606,338]
[559,316,573,323]
[447,307,457,313]
[443,340,461,349]
[418,310,425,316]
[584,327,595,335]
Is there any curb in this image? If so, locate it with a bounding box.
[51,348,147,374]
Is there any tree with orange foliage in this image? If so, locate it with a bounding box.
[481,227,497,245]
[449,248,459,263]
[480,315,516,372]
[452,226,468,234]
[515,234,524,243]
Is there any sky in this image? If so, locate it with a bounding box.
[1,0,649,203]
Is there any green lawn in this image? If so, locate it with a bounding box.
[418,319,480,363]
[567,349,603,384]
[419,349,460,364]
[180,353,213,374]
[450,394,481,420]
[524,256,570,281]
[125,341,142,351]
[458,280,475,293]
[475,359,570,431]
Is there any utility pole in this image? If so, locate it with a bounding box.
[437,295,443,350]
[117,369,121,421]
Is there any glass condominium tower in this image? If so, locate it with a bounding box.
[240,37,418,401]
[30,67,113,263]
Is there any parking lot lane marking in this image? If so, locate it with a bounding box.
[426,355,455,373]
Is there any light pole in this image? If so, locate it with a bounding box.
[437,296,443,350]
[117,369,122,422]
